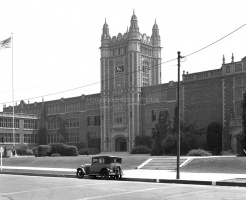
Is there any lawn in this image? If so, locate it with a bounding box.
[181,157,246,174]
[1,154,151,170]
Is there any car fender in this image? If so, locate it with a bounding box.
[77,167,86,174]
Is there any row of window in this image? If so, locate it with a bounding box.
[87,131,100,139]
[146,109,170,122]
[47,132,80,144]
[141,47,153,57]
[0,133,20,143]
[24,120,38,130]
[0,133,37,143]
[0,118,20,129]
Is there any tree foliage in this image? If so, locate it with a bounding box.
[38,106,48,145]
[57,118,68,143]
[134,135,152,148]
[151,110,172,155]
[206,122,222,155]
[240,92,246,155]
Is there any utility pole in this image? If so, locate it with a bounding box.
[177,51,182,179]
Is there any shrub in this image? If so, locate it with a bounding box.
[16,145,28,155]
[187,149,212,156]
[150,144,163,156]
[79,148,100,155]
[131,145,150,154]
[26,149,34,155]
[62,145,79,156]
[51,153,61,157]
[37,145,52,157]
[48,143,65,156]
[48,143,79,156]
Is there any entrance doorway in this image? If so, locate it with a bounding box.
[115,137,127,152]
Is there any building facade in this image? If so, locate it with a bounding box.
[2,12,246,154]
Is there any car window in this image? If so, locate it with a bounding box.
[99,158,104,164]
[92,158,98,163]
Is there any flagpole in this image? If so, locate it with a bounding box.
[11,33,15,149]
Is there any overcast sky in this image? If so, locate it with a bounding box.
[0,0,245,111]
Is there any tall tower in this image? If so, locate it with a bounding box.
[100,12,162,152]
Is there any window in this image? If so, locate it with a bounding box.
[113,112,126,124]
[87,131,100,139]
[87,116,100,126]
[47,134,60,144]
[115,61,124,73]
[24,134,37,143]
[66,118,80,128]
[146,110,157,122]
[47,104,60,115]
[0,133,20,143]
[47,120,60,130]
[68,133,80,143]
[142,61,150,86]
[65,102,80,113]
[234,76,246,117]
[0,118,20,129]
[24,120,38,130]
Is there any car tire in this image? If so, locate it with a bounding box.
[101,169,109,180]
[115,166,122,180]
[76,169,84,179]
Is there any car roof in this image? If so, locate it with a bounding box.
[92,156,121,159]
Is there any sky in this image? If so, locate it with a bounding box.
[0,0,245,111]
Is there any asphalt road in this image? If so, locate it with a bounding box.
[0,174,246,200]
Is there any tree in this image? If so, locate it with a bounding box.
[57,118,68,143]
[151,110,172,155]
[162,105,195,155]
[240,92,246,155]
[38,106,47,145]
[206,122,222,155]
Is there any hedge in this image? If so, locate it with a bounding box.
[36,145,52,157]
[79,148,100,155]
[131,145,150,154]
[187,149,212,156]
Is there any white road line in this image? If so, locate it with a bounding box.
[0,182,108,196]
[77,186,174,200]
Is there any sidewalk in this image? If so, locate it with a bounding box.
[1,166,246,187]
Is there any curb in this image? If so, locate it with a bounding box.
[1,171,246,187]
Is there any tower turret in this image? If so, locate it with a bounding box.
[101,18,110,40]
[129,10,139,32]
[101,19,111,58]
[151,19,161,46]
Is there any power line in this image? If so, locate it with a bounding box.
[1,23,245,105]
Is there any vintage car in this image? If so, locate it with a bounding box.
[76,156,123,180]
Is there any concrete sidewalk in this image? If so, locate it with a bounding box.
[1,166,246,187]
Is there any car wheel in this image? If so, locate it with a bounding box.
[115,166,122,180]
[89,175,96,179]
[76,169,84,179]
[101,169,109,180]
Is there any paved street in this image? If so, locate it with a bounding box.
[1,174,246,200]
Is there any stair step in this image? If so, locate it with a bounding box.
[140,158,188,170]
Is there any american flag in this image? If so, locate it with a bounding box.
[0,37,11,49]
